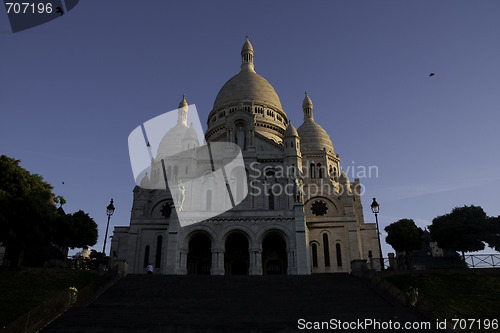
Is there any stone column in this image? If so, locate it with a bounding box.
[126,231,138,273]
[178,249,188,275]
[249,247,262,275]
[160,229,169,274]
[287,248,296,275]
[211,248,225,275]
[294,203,311,274]
[165,205,180,274]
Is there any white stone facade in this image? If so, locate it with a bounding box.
[111,38,380,275]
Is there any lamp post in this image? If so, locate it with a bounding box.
[370,198,384,271]
[102,199,115,258]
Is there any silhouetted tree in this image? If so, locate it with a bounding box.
[485,216,500,252]
[53,210,98,249]
[385,219,423,255]
[0,155,58,267]
[429,205,488,260]
[0,155,98,267]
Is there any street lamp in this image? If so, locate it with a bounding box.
[102,199,115,258]
[370,197,384,271]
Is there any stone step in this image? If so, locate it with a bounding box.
[42,274,439,332]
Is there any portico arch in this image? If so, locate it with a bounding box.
[224,231,250,275]
[262,232,287,275]
[187,232,212,275]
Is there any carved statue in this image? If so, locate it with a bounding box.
[177,180,185,210]
[236,126,245,150]
[290,174,304,203]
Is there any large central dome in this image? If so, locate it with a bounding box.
[213,70,283,111]
[206,37,288,144]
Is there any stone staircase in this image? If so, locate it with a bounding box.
[42,274,440,332]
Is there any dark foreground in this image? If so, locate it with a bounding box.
[42,274,443,332]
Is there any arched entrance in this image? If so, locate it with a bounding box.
[262,233,287,275]
[224,232,249,275]
[187,233,212,275]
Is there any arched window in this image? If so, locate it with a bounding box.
[323,234,330,267]
[155,236,162,268]
[310,163,315,178]
[143,245,150,268]
[206,190,212,210]
[311,243,318,267]
[317,163,322,178]
[268,189,274,210]
[336,243,342,267]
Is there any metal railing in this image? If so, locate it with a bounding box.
[65,257,101,271]
[464,254,500,268]
[376,254,500,271]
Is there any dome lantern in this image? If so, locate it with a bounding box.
[302,91,314,120]
[177,94,188,126]
[241,35,255,72]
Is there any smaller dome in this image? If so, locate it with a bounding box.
[297,92,334,153]
[157,123,187,158]
[284,121,299,137]
[297,120,334,153]
[182,123,198,142]
[156,95,190,158]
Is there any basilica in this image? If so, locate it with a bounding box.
[111,37,380,275]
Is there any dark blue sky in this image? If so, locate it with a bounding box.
[2,0,499,256]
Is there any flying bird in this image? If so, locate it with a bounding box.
[429,73,435,77]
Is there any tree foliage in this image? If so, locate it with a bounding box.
[0,155,99,266]
[54,210,98,249]
[384,218,423,254]
[429,205,488,257]
[485,216,500,252]
[0,155,58,266]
